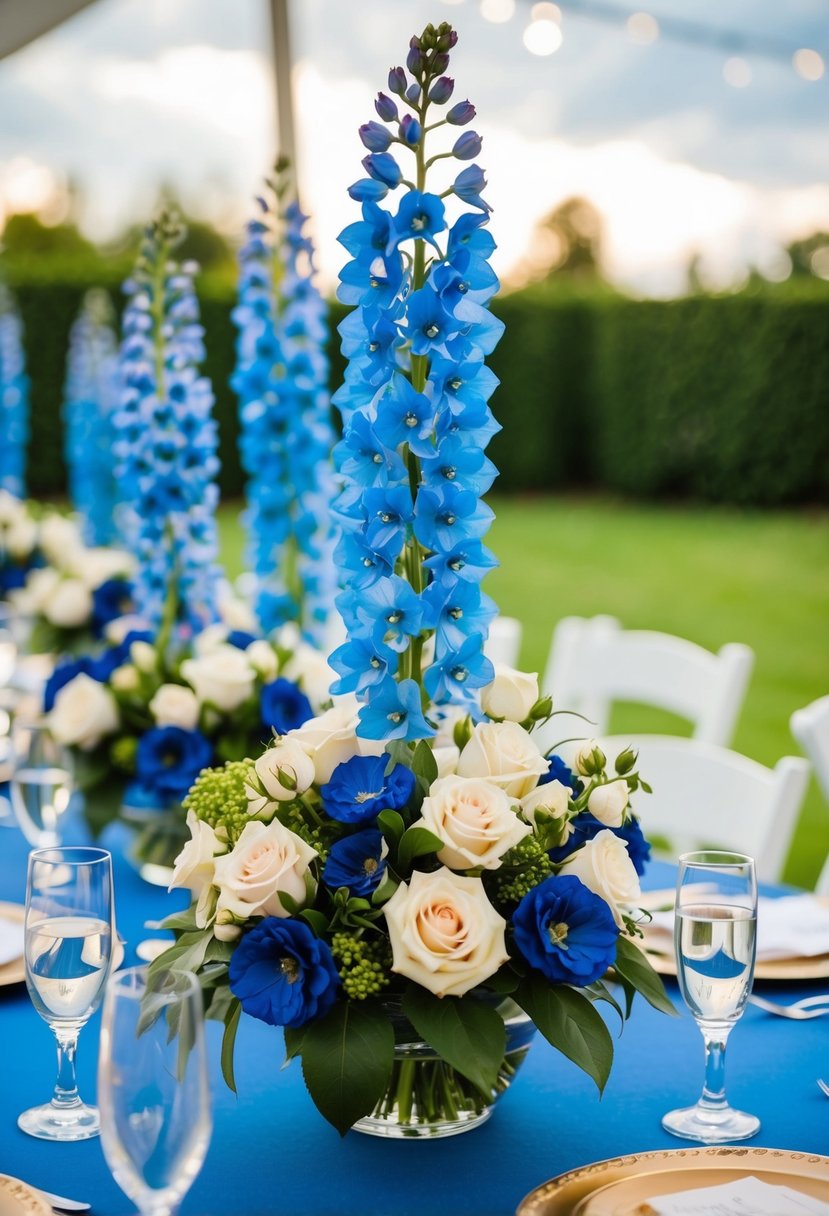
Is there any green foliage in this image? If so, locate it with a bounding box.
[182,759,253,844]
[331,932,392,1000]
[514,972,613,1094]
[613,935,677,1017]
[401,986,506,1096]
[297,1000,395,1136]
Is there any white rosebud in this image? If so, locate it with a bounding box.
[246,639,279,681]
[248,739,315,807]
[559,829,640,927]
[181,644,255,712]
[218,595,257,634]
[194,624,229,655]
[574,739,606,777]
[383,868,509,998]
[414,775,531,871]
[39,514,84,567]
[457,720,549,799]
[214,818,317,922]
[170,809,225,925]
[5,514,37,560]
[44,579,93,629]
[110,664,139,692]
[130,640,158,672]
[13,567,59,615]
[286,696,383,784]
[48,674,119,751]
[587,779,629,829]
[149,683,201,730]
[481,665,539,722]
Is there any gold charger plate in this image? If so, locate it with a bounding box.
[640,925,829,983]
[0,902,125,987]
[517,1147,829,1216]
[0,1175,51,1216]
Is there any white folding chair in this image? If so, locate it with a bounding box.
[484,616,522,669]
[592,734,810,884]
[791,696,829,894]
[541,614,754,747]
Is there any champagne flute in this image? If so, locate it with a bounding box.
[662,850,759,1143]
[10,720,74,847]
[99,966,211,1216]
[20,846,114,1141]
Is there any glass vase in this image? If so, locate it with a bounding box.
[120,801,188,886]
[352,998,536,1139]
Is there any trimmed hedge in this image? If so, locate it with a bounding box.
[6,270,828,504]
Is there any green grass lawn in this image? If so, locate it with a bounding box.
[217,495,829,888]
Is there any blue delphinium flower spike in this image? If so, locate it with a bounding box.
[0,283,30,497]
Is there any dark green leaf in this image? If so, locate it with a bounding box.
[410,739,438,785]
[402,986,506,1096]
[614,936,677,1016]
[397,826,444,872]
[299,909,330,937]
[481,966,521,995]
[160,906,200,933]
[377,809,405,849]
[276,889,300,916]
[283,1026,305,1062]
[371,873,399,906]
[515,973,614,1094]
[221,1000,242,1094]
[583,979,625,1030]
[299,1001,394,1136]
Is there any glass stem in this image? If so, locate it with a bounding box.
[52,1028,82,1110]
[698,1022,732,1112]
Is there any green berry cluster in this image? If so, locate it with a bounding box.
[279,803,331,863]
[182,760,253,845]
[490,834,554,911]
[331,932,392,1000]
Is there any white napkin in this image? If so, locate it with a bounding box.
[0,914,23,966]
[645,1176,829,1214]
[647,894,829,961]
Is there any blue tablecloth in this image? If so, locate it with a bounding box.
[0,810,825,1216]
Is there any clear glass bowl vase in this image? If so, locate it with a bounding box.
[352,998,536,1139]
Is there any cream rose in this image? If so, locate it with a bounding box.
[170,810,225,926]
[587,779,629,829]
[193,624,230,655]
[181,644,255,712]
[130,640,158,672]
[457,720,549,798]
[149,683,201,730]
[49,673,119,750]
[44,579,93,629]
[415,776,531,871]
[481,665,539,722]
[559,829,641,927]
[433,745,460,779]
[72,547,133,591]
[247,739,316,809]
[213,818,317,925]
[287,696,383,783]
[281,642,335,708]
[110,664,139,692]
[5,513,38,561]
[246,639,279,681]
[384,868,509,997]
[39,515,84,567]
[15,567,60,615]
[218,594,257,634]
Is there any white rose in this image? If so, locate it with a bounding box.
[72,547,133,591]
[181,644,255,712]
[384,868,509,998]
[213,818,317,923]
[587,779,629,829]
[149,683,201,730]
[17,567,60,615]
[48,673,119,750]
[457,721,549,799]
[110,664,139,692]
[281,642,334,708]
[574,738,606,776]
[39,515,84,567]
[415,775,532,871]
[218,594,257,634]
[433,745,460,779]
[248,739,316,808]
[130,640,158,672]
[481,665,539,722]
[521,780,573,844]
[170,810,225,926]
[194,624,229,655]
[287,696,383,783]
[246,639,279,681]
[104,613,151,644]
[559,829,641,927]
[5,514,37,560]
[0,490,24,527]
[44,579,93,629]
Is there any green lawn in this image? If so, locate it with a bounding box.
[217,495,829,888]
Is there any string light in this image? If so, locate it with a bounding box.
[723,56,751,88]
[627,12,659,46]
[481,0,515,22]
[523,17,563,55]
[793,48,825,82]
[531,2,561,20]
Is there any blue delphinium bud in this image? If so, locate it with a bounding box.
[429,75,454,103]
[399,115,422,146]
[447,100,476,125]
[363,153,402,187]
[452,131,482,160]
[432,52,450,73]
[348,178,390,202]
[406,46,424,74]
[406,82,421,104]
[360,121,392,152]
[375,92,398,121]
[388,67,407,96]
[451,165,492,213]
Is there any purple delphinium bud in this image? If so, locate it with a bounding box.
[375,92,398,121]
[432,52,450,73]
[407,46,424,74]
[429,76,454,104]
[406,82,421,105]
[452,131,482,160]
[388,67,407,96]
[360,121,393,152]
[447,100,476,126]
[362,153,403,188]
[399,115,422,146]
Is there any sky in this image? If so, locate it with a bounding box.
[0,0,827,295]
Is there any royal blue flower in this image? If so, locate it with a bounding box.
[348,178,390,203]
[539,754,584,794]
[91,579,133,638]
[323,828,387,897]
[451,165,492,213]
[512,873,619,986]
[329,636,397,696]
[372,376,436,457]
[404,286,460,358]
[446,99,476,125]
[227,630,258,651]
[399,115,422,145]
[429,75,454,103]
[321,753,416,823]
[229,917,339,1030]
[452,131,482,160]
[388,192,446,253]
[362,484,415,558]
[423,633,494,704]
[134,726,213,804]
[261,678,314,735]
[548,812,651,876]
[375,91,399,121]
[413,484,494,552]
[357,575,426,653]
[43,658,97,713]
[363,152,402,188]
[359,121,392,152]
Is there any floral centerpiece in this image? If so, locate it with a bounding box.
[152,21,672,1140]
[232,159,338,643]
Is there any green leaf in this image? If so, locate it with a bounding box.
[377,809,405,849]
[283,1026,305,1062]
[515,973,614,1094]
[147,930,211,985]
[276,889,300,916]
[371,872,400,906]
[221,999,242,1094]
[410,739,438,785]
[583,979,625,1030]
[481,966,521,995]
[299,1001,394,1136]
[397,826,444,872]
[613,936,677,1016]
[402,986,506,1096]
[299,909,330,937]
[159,906,200,933]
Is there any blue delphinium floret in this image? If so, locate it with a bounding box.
[261,677,314,735]
[0,284,30,498]
[229,917,340,1029]
[512,874,619,985]
[131,725,213,805]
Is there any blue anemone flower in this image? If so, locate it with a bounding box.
[512,874,619,985]
[229,917,339,1029]
[321,753,416,823]
[323,828,387,897]
[261,678,314,735]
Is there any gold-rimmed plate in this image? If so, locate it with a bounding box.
[640,925,829,983]
[517,1147,829,1216]
[0,1175,51,1216]
[0,902,125,988]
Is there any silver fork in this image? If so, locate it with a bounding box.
[748,993,829,1020]
[817,1079,829,1098]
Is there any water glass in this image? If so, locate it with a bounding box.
[10,720,74,847]
[0,729,15,828]
[0,614,16,687]
[99,966,211,1216]
[20,846,114,1141]
[662,850,759,1143]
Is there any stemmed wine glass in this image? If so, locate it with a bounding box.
[10,720,74,847]
[20,846,114,1140]
[662,850,759,1143]
[98,966,211,1216]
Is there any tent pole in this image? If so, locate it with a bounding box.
[268,0,298,200]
